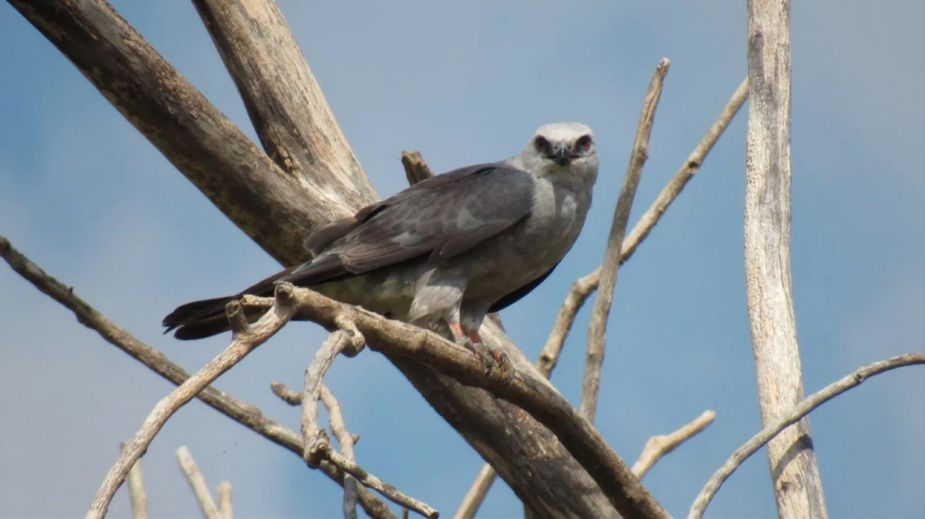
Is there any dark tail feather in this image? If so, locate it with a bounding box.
[163,267,294,340]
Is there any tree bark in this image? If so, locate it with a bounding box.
[745,1,828,517]
[8,1,663,517]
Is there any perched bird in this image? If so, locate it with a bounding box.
[163,122,599,345]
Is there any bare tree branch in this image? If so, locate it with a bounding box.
[745,1,827,516]
[632,410,716,479]
[191,0,378,206]
[454,464,497,519]
[217,481,233,519]
[401,151,435,185]
[689,353,925,519]
[87,287,300,518]
[176,446,221,519]
[544,77,749,374]
[0,235,395,519]
[6,0,353,264]
[581,58,671,420]
[124,448,149,519]
[320,386,360,519]
[257,285,667,518]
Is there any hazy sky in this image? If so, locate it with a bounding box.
[1,1,923,518]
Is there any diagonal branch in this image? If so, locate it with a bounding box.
[0,236,394,519]
[544,77,749,370]
[191,0,378,206]
[87,287,299,518]
[632,410,716,479]
[7,0,347,264]
[580,58,671,420]
[176,446,221,519]
[689,353,925,519]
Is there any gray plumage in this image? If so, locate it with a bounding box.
[163,122,598,342]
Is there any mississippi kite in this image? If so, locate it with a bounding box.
[163,122,599,345]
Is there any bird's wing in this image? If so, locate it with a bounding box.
[286,163,535,285]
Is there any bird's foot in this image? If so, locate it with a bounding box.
[450,322,510,377]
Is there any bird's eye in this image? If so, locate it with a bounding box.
[575,134,593,152]
[534,136,551,154]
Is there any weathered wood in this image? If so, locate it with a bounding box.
[6,0,351,266]
[745,0,828,517]
[192,0,379,207]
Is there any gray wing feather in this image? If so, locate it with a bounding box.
[286,163,534,284]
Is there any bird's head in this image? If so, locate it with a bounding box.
[514,122,598,184]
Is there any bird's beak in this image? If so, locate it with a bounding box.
[552,142,572,166]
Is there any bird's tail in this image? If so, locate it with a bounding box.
[162,268,292,340]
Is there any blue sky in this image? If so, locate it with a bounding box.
[1,1,923,518]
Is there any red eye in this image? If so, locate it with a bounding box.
[534,136,551,153]
[576,134,593,151]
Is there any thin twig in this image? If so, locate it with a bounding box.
[176,446,221,519]
[632,410,716,479]
[580,58,671,420]
[321,386,359,519]
[454,465,497,519]
[312,440,439,519]
[271,382,302,405]
[0,236,394,519]
[124,447,149,519]
[302,331,354,465]
[689,353,925,519]
[217,481,233,519]
[401,150,435,185]
[542,77,749,370]
[87,287,299,518]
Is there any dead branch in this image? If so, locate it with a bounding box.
[176,446,221,519]
[260,285,667,518]
[745,1,826,516]
[320,386,360,519]
[401,150,436,185]
[0,235,395,519]
[191,0,377,206]
[545,77,749,370]
[217,481,233,519]
[581,58,670,420]
[125,448,149,519]
[632,410,716,479]
[689,353,925,519]
[302,331,359,466]
[87,287,299,518]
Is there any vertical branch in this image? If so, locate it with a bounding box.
[745,1,827,517]
[125,452,149,519]
[580,58,671,420]
[176,446,221,519]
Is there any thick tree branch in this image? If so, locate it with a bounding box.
[192,0,378,207]
[745,1,826,516]
[0,237,394,519]
[632,410,716,479]
[7,0,348,264]
[689,353,925,519]
[545,77,749,368]
[581,58,670,420]
[261,286,667,518]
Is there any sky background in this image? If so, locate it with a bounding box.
[1,1,923,518]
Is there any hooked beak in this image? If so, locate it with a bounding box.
[551,142,572,166]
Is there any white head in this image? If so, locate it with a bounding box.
[511,122,598,184]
